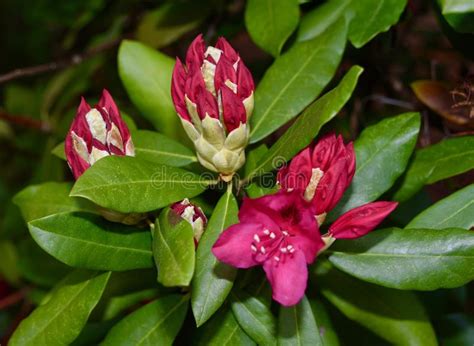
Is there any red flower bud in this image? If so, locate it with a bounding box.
[171,199,207,244]
[65,90,134,179]
[329,201,398,239]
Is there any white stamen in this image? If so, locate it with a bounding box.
[269,232,276,239]
[251,245,257,252]
[280,248,288,253]
[274,256,280,262]
[260,246,266,254]
[287,245,294,251]
[263,229,270,235]
[253,234,260,243]
[282,231,289,236]
[289,248,295,253]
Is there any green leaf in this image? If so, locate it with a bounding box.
[245,0,300,57]
[51,142,66,160]
[9,270,110,346]
[348,0,408,48]
[102,294,189,346]
[328,227,474,290]
[297,0,352,42]
[103,288,159,321]
[308,299,340,346]
[230,289,277,345]
[153,207,195,287]
[29,212,153,271]
[406,184,474,230]
[0,241,20,284]
[278,296,323,346]
[246,66,363,181]
[394,136,474,202]
[118,40,180,139]
[249,18,348,143]
[133,130,197,167]
[330,112,420,219]
[440,0,474,14]
[192,186,239,326]
[18,238,71,287]
[196,308,256,346]
[13,182,96,222]
[71,156,214,213]
[320,266,437,346]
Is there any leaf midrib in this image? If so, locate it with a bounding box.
[135,148,196,161]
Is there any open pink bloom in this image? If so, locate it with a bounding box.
[65,90,135,179]
[212,191,324,306]
[171,34,254,177]
[277,134,355,216]
[171,199,207,245]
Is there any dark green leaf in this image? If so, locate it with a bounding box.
[29,212,153,271]
[320,266,437,345]
[440,0,474,14]
[133,130,197,167]
[278,296,323,346]
[308,299,340,346]
[103,288,159,321]
[245,0,300,57]
[13,182,96,222]
[71,156,214,213]
[102,294,189,346]
[0,241,20,284]
[330,112,420,219]
[230,289,277,345]
[328,227,474,290]
[348,0,407,48]
[394,136,474,202]
[438,313,474,346]
[192,186,239,326]
[297,0,352,41]
[196,308,255,346]
[51,142,66,160]
[249,18,348,143]
[246,66,363,181]
[153,207,195,287]
[118,40,181,139]
[9,270,110,346]
[406,184,474,229]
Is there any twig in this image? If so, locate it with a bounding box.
[0,111,51,132]
[0,289,27,310]
[0,38,122,85]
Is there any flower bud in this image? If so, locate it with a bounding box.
[171,199,208,244]
[65,89,135,179]
[277,134,355,219]
[171,35,255,181]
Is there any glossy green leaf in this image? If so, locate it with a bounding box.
[102,294,189,346]
[328,227,474,290]
[118,40,180,139]
[192,186,239,326]
[13,182,96,222]
[330,112,420,218]
[394,136,474,202]
[320,266,437,345]
[71,156,214,213]
[103,288,159,321]
[407,184,474,229]
[308,299,340,346]
[246,66,363,181]
[29,212,153,271]
[51,142,66,160]
[278,296,323,346]
[249,18,348,143]
[196,308,255,346]
[245,0,300,57]
[348,0,407,48]
[230,289,277,345]
[133,130,197,167]
[153,207,195,287]
[18,238,71,287]
[9,270,110,346]
[297,0,352,41]
[440,0,474,13]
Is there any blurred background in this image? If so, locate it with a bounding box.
[0,0,473,343]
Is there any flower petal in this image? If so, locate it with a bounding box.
[212,222,261,268]
[263,250,308,306]
[171,58,191,121]
[329,201,398,239]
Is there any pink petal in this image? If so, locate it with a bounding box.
[281,148,312,191]
[186,34,205,72]
[221,86,246,132]
[236,62,254,99]
[171,58,191,121]
[214,55,237,93]
[313,159,349,214]
[311,133,337,172]
[239,196,281,232]
[98,89,120,118]
[215,37,239,63]
[212,223,261,268]
[263,250,308,306]
[329,201,398,239]
[195,85,219,119]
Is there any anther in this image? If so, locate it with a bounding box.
[253,234,260,242]
[269,232,276,239]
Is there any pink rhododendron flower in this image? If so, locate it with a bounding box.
[212,191,324,306]
[65,89,134,179]
[171,34,254,179]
